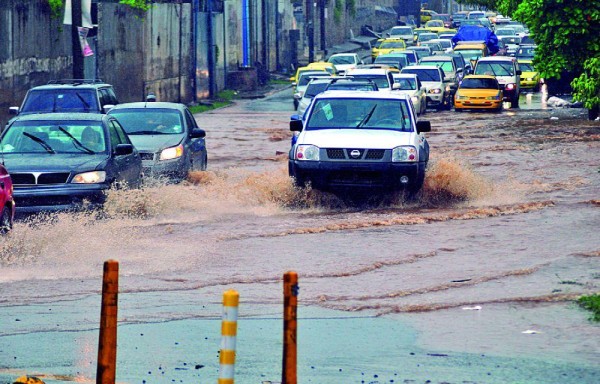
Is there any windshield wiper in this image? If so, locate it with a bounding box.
[23,132,55,153]
[128,130,169,135]
[356,105,377,128]
[75,92,91,110]
[58,126,95,154]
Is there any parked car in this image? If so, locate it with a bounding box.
[0,113,142,213]
[327,53,363,75]
[473,56,521,108]
[108,102,208,181]
[0,163,15,233]
[401,65,453,110]
[454,75,503,112]
[392,73,427,115]
[8,79,119,128]
[289,90,431,194]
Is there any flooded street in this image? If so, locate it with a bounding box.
[1,87,599,383]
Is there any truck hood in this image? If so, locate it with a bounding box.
[298,128,416,149]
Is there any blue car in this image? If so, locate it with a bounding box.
[0,113,142,213]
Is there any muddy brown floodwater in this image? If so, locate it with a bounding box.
[1,88,599,384]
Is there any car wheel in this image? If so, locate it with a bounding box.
[0,206,13,234]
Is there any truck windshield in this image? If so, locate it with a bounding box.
[306,98,413,132]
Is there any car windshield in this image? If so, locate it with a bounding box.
[496,28,516,36]
[474,62,515,76]
[306,98,413,131]
[328,55,356,65]
[374,56,408,68]
[390,27,412,35]
[393,77,417,90]
[305,82,330,98]
[460,78,498,89]
[455,49,484,59]
[426,20,444,27]
[347,74,390,89]
[519,62,534,71]
[1,120,106,154]
[419,34,436,42]
[420,60,454,74]
[20,89,99,114]
[501,36,520,44]
[380,41,406,49]
[402,68,441,82]
[109,109,184,134]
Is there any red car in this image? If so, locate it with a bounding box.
[0,163,15,233]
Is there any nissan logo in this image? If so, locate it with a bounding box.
[350,150,361,158]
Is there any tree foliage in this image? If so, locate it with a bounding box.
[46,0,152,16]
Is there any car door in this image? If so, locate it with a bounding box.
[108,118,141,187]
[184,108,206,169]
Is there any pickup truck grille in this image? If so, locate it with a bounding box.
[325,148,386,160]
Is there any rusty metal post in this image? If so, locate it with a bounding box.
[96,260,119,384]
[282,271,298,384]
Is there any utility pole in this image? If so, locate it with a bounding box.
[305,0,314,63]
[207,0,216,98]
[319,0,326,54]
[71,0,84,79]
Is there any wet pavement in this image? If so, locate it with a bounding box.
[1,86,599,383]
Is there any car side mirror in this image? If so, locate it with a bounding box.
[416,120,431,133]
[290,119,303,132]
[516,70,522,75]
[9,106,19,115]
[115,143,134,156]
[190,128,206,138]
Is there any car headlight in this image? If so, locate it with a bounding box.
[160,144,184,161]
[411,96,419,103]
[505,83,516,90]
[72,171,106,184]
[486,95,501,100]
[392,146,417,162]
[295,145,320,161]
[428,88,442,94]
[456,94,468,100]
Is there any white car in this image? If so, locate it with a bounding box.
[388,26,415,46]
[392,73,427,115]
[400,65,452,110]
[327,53,363,75]
[289,90,431,194]
[293,71,331,110]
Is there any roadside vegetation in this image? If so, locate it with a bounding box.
[457,0,600,119]
[188,90,236,114]
[577,294,600,322]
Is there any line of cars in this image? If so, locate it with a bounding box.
[0,79,208,222]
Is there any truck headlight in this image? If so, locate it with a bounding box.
[392,146,417,162]
[72,171,106,184]
[296,145,320,161]
[428,88,442,94]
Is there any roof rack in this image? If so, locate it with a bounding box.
[47,79,105,85]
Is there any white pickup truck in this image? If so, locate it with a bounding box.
[288,90,431,194]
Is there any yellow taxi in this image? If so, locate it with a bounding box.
[454,75,503,111]
[518,60,541,91]
[372,38,406,59]
[289,62,337,83]
[370,38,385,61]
[420,9,437,24]
[424,20,447,34]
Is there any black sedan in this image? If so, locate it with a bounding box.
[0,113,142,213]
[108,102,207,181]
